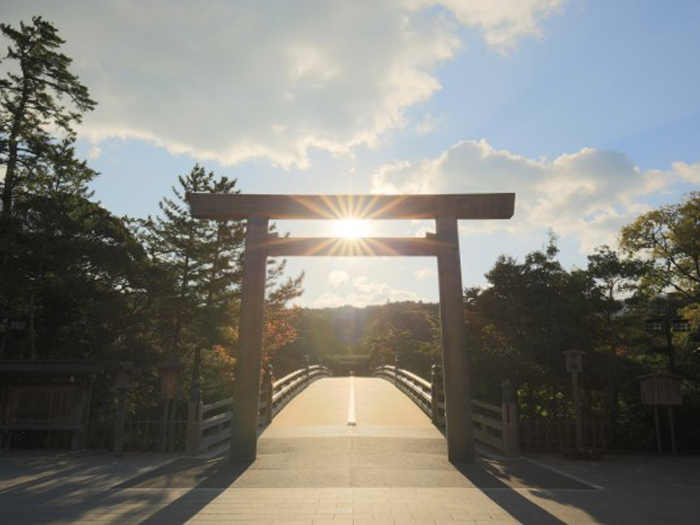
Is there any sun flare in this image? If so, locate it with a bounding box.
[333,219,370,239]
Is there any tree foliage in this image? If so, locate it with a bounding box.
[139,166,245,359]
[0,16,95,220]
[621,192,700,299]
[135,165,304,400]
[0,19,305,423]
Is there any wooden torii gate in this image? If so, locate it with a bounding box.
[189,193,515,463]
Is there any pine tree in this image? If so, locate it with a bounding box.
[142,165,240,357]
[0,16,96,220]
[143,165,304,397]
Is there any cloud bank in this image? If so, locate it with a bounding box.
[327,270,350,288]
[411,0,564,51]
[3,0,563,168]
[314,275,422,308]
[372,140,700,251]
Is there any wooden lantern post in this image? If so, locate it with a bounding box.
[159,362,182,452]
[564,350,585,453]
[639,372,683,455]
[113,362,133,457]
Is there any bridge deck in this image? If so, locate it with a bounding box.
[264,377,442,439]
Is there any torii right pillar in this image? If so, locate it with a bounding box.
[435,214,475,463]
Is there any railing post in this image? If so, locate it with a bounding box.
[186,398,202,456]
[113,362,132,458]
[186,348,203,456]
[263,364,273,424]
[431,363,444,426]
[113,389,128,457]
[394,356,399,386]
[501,379,520,457]
[303,355,310,382]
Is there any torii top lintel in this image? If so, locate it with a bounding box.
[188,193,515,220]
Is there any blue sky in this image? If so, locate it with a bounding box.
[4,0,699,307]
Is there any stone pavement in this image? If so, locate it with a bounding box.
[1,377,699,524]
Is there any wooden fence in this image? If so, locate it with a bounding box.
[85,417,187,452]
[519,418,609,453]
[187,363,332,455]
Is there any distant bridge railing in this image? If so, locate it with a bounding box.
[187,363,332,455]
[373,364,519,457]
[373,365,443,425]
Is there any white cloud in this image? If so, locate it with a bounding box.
[327,270,349,288]
[88,145,102,160]
[671,161,700,184]
[313,275,421,307]
[413,266,437,280]
[372,139,692,252]
[415,0,565,52]
[2,1,563,168]
[415,112,439,135]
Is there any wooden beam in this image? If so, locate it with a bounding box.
[266,236,441,257]
[229,215,268,463]
[188,193,515,220]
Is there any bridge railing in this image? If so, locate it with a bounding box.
[196,397,234,454]
[264,364,333,421]
[374,365,437,421]
[187,363,333,455]
[374,364,519,457]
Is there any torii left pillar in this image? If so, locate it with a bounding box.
[229,215,268,462]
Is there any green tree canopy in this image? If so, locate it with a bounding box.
[620,192,700,299]
[2,191,150,360]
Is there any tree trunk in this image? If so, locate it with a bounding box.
[1,60,31,221]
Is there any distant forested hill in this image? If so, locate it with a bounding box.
[271,301,440,376]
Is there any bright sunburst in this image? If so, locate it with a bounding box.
[333,219,370,239]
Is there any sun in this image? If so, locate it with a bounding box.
[333,219,370,239]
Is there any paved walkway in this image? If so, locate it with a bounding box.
[1,377,700,523]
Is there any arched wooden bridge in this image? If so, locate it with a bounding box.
[188,365,519,461]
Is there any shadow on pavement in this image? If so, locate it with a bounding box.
[137,458,253,524]
[481,488,567,525]
[455,461,568,525]
[501,455,700,525]
[116,456,251,490]
[112,444,582,524]
[0,455,193,523]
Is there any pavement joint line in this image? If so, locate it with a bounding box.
[347,374,357,426]
[102,485,603,494]
[523,456,607,491]
[104,486,224,492]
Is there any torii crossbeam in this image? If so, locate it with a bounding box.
[189,193,515,464]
